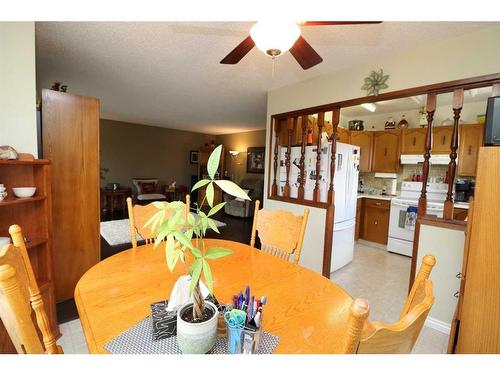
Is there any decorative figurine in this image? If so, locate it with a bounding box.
[0,145,19,160]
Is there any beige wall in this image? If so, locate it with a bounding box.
[0,22,37,156]
[100,119,214,191]
[264,25,500,274]
[215,130,266,184]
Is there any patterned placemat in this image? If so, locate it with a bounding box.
[104,316,280,354]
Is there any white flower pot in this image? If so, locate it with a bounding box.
[176,301,218,354]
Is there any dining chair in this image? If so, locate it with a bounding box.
[126,195,190,248]
[0,225,63,354]
[250,200,309,264]
[357,254,436,354]
[342,298,370,353]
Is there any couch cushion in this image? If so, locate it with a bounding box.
[137,193,167,201]
[139,181,156,194]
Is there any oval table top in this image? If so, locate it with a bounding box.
[75,239,354,354]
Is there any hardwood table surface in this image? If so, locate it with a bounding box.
[74,239,354,354]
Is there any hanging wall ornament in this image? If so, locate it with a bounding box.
[361,69,389,96]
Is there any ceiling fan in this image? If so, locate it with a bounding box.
[220,21,382,70]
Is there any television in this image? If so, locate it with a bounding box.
[484,96,500,146]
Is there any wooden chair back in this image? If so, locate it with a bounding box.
[0,225,62,354]
[357,255,436,354]
[341,298,370,353]
[250,200,309,264]
[126,195,190,248]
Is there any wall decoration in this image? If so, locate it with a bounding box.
[190,150,199,164]
[361,69,389,96]
[247,147,265,174]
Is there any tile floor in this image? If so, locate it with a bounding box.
[57,241,449,354]
[331,242,449,354]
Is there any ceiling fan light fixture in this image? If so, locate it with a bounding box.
[250,22,301,57]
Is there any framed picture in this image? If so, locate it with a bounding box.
[247,147,265,174]
[190,150,199,164]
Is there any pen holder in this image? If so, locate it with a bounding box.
[225,320,263,354]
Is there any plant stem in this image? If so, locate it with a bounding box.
[192,282,204,320]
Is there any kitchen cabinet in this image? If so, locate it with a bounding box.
[336,127,350,143]
[432,126,453,154]
[402,128,427,154]
[361,198,390,245]
[350,131,373,172]
[355,198,363,241]
[372,130,400,173]
[458,124,484,176]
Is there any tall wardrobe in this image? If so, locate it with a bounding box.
[41,89,100,302]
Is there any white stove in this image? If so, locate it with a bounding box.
[387,182,448,257]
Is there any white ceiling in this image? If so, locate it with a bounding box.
[35,22,496,134]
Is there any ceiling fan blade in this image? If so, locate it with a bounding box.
[289,36,323,70]
[302,21,382,26]
[220,36,255,64]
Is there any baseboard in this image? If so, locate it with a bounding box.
[425,316,451,335]
[356,239,387,251]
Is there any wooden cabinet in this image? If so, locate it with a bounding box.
[41,89,100,302]
[361,198,390,245]
[458,124,484,176]
[402,128,427,154]
[0,159,59,352]
[355,198,363,241]
[453,207,468,221]
[432,126,453,154]
[451,148,500,353]
[350,131,373,172]
[336,127,350,143]
[372,130,400,173]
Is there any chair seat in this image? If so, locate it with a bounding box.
[137,193,166,201]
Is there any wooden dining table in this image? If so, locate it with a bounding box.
[75,239,355,354]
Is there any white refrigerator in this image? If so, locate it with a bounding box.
[278,142,360,273]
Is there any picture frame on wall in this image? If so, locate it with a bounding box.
[190,150,199,164]
[247,147,265,174]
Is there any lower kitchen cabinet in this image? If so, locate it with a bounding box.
[361,198,391,245]
[355,198,363,241]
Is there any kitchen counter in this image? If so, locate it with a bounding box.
[357,193,396,201]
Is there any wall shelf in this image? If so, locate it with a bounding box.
[0,195,46,207]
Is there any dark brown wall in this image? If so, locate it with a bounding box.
[100,119,214,190]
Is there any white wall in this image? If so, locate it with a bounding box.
[265,25,500,274]
[0,22,37,156]
[417,225,465,334]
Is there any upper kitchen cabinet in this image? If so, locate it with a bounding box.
[350,131,373,172]
[372,130,400,173]
[458,124,484,176]
[336,127,350,143]
[402,128,427,154]
[432,126,453,154]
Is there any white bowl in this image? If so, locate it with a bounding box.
[12,187,37,198]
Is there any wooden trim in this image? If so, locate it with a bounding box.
[271,117,280,197]
[417,93,436,216]
[271,73,500,120]
[266,194,329,209]
[283,117,294,198]
[313,112,325,202]
[443,89,464,220]
[297,115,307,200]
[418,215,467,231]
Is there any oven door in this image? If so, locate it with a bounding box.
[388,200,417,241]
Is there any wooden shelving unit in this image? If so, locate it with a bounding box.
[0,158,59,353]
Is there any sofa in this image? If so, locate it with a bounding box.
[131,178,167,205]
[223,177,263,218]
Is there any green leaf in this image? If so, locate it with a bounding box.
[205,182,214,208]
[214,180,250,201]
[207,145,222,180]
[189,258,203,295]
[174,231,193,250]
[191,179,210,192]
[202,259,213,293]
[208,202,225,217]
[205,247,232,259]
[142,210,164,232]
[189,246,203,258]
[165,235,176,271]
[207,218,220,234]
[167,201,185,210]
[153,201,166,209]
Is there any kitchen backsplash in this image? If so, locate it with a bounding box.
[360,165,449,194]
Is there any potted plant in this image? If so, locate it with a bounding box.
[144,145,250,353]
